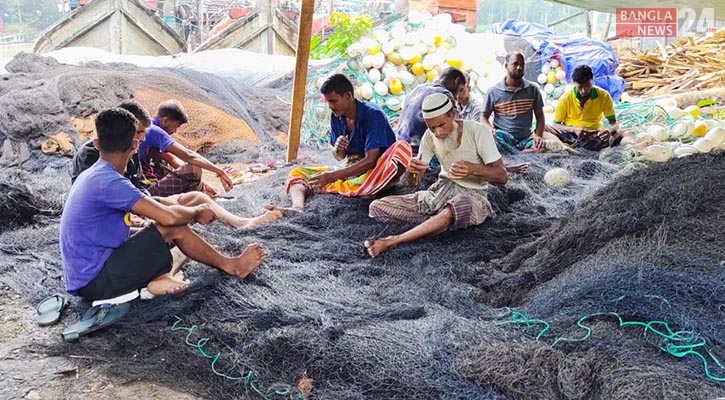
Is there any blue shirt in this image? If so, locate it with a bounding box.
[396,82,450,148]
[138,116,176,180]
[138,116,175,165]
[330,99,395,157]
[60,159,144,294]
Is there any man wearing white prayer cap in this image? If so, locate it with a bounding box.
[365,93,508,258]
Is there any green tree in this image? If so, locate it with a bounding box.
[1,0,62,37]
[310,13,373,60]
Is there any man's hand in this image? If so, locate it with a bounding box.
[195,204,216,225]
[128,213,146,228]
[309,171,337,191]
[408,158,428,175]
[597,128,616,142]
[334,135,350,154]
[532,136,546,151]
[202,182,220,198]
[217,171,234,192]
[449,160,478,180]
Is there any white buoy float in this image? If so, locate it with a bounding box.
[641,144,672,162]
[544,168,571,187]
[704,127,725,146]
[646,124,669,142]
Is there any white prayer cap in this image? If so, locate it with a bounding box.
[421,93,454,119]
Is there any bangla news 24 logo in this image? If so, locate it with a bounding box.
[615,7,717,38]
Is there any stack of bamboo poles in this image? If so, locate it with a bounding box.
[617,28,725,95]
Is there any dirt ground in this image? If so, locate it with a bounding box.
[0,288,200,400]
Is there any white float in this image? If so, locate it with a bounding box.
[544,168,571,187]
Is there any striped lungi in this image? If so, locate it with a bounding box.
[368,178,492,230]
[285,141,412,197]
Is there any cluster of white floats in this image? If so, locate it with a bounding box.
[637,98,725,163]
[344,14,505,112]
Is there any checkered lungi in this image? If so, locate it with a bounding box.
[148,163,202,197]
[369,178,492,230]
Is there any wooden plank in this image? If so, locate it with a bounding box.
[285,0,314,162]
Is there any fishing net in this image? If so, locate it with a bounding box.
[0,53,724,399]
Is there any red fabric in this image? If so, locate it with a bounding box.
[311,15,332,34]
[229,7,252,19]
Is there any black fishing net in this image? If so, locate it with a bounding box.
[0,53,723,399]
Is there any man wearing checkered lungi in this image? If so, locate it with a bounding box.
[365,93,508,258]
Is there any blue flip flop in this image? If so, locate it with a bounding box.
[61,303,130,342]
[36,294,70,326]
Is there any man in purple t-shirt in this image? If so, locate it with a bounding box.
[60,108,267,301]
[138,100,234,198]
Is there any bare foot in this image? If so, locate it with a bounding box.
[147,274,190,296]
[223,243,266,278]
[364,237,397,258]
[631,139,653,150]
[506,162,530,174]
[172,269,190,284]
[170,247,188,275]
[264,204,303,217]
[232,210,283,230]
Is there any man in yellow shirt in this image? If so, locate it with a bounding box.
[547,65,635,151]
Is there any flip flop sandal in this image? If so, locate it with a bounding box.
[249,163,270,173]
[37,294,71,326]
[61,303,131,342]
[266,160,285,169]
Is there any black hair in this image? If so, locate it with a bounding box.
[320,74,354,96]
[571,65,594,84]
[439,67,466,86]
[505,52,524,64]
[156,100,189,124]
[95,108,138,153]
[462,72,472,86]
[118,100,151,127]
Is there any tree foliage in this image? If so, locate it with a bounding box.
[0,0,62,37]
[310,12,373,60]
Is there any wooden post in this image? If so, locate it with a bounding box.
[286,0,314,162]
[601,12,613,41]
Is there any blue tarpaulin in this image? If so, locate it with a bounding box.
[490,19,555,43]
[594,75,626,102]
[539,36,619,81]
[490,20,625,101]
[539,36,623,100]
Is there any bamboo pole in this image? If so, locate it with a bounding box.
[286,0,314,162]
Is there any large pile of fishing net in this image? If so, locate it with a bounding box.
[1,52,724,399]
[0,51,291,166]
[1,145,723,399]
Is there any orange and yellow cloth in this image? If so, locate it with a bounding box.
[285,141,412,197]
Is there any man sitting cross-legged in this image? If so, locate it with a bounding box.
[546,64,636,151]
[60,108,267,301]
[266,73,411,214]
[365,93,507,257]
[71,100,281,230]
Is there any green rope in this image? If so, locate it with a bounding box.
[171,316,305,399]
[503,310,725,382]
[614,99,674,131]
